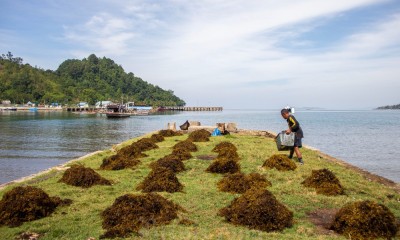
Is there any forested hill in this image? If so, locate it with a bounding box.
[376,104,400,110]
[0,52,185,106]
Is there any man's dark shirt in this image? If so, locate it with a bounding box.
[287,115,304,138]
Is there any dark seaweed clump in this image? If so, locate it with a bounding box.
[217,172,271,194]
[150,156,186,173]
[101,193,184,239]
[188,129,211,142]
[116,144,148,159]
[60,165,112,187]
[173,140,198,152]
[158,129,182,137]
[302,169,344,195]
[206,142,241,174]
[171,148,193,161]
[100,139,153,170]
[262,154,297,171]
[131,138,159,152]
[0,186,72,227]
[136,167,183,193]
[218,188,293,232]
[330,200,398,240]
[206,157,241,174]
[216,148,240,161]
[150,133,165,143]
[100,154,141,170]
[212,141,237,153]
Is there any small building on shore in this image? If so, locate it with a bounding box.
[95,101,113,109]
[1,100,11,105]
[77,102,89,108]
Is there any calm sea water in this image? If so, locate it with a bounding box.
[0,110,399,184]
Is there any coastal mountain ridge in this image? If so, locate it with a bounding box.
[0,52,185,106]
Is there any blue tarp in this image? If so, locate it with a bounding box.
[211,128,221,136]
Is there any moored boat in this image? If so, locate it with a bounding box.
[106,112,131,118]
[105,104,130,118]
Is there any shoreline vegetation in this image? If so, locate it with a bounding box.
[0,129,399,239]
[376,104,400,110]
[0,52,185,107]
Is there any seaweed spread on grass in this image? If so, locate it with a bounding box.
[217,172,271,194]
[59,164,112,187]
[188,129,211,142]
[100,193,184,239]
[100,154,141,170]
[217,148,240,161]
[171,148,193,160]
[302,169,344,196]
[150,156,185,173]
[330,200,398,240]
[100,139,154,170]
[218,188,293,232]
[0,186,72,227]
[158,129,182,137]
[117,144,148,159]
[131,138,159,152]
[212,142,237,153]
[173,140,198,152]
[136,167,184,193]
[150,133,165,143]
[262,154,297,171]
[206,157,241,174]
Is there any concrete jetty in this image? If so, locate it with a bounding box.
[162,106,223,111]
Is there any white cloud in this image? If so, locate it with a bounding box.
[58,0,399,108]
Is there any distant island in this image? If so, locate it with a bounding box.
[376,104,400,110]
[0,52,185,107]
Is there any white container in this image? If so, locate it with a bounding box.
[275,131,295,151]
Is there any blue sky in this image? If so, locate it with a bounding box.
[1,0,399,109]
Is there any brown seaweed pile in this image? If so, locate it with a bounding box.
[218,188,293,232]
[100,139,153,170]
[100,154,141,170]
[150,133,165,143]
[206,141,241,174]
[0,186,71,227]
[212,141,237,153]
[206,157,241,174]
[158,129,182,137]
[262,154,297,171]
[100,193,184,239]
[131,138,159,152]
[136,167,183,193]
[150,156,185,173]
[171,148,193,161]
[173,140,198,152]
[217,172,271,194]
[59,165,112,187]
[302,169,344,195]
[216,148,240,161]
[330,200,398,239]
[188,129,211,142]
[116,144,148,159]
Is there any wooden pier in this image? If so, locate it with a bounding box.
[162,106,223,111]
[65,107,96,112]
[63,106,223,112]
